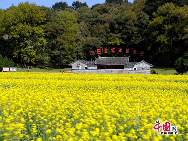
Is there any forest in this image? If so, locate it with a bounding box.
[0,0,188,68]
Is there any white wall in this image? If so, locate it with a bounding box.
[134,62,151,70]
[88,67,97,70]
[124,68,133,71]
[72,69,151,74]
[71,62,87,70]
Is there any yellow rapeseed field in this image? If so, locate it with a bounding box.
[0,72,188,141]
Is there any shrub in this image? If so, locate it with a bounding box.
[151,70,158,74]
[175,57,187,74]
[0,55,15,69]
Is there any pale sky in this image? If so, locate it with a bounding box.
[0,0,134,9]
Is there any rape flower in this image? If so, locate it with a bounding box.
[0,73,187,140]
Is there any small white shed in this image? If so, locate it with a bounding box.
[10,67,17,72]
[2,67,10,72]
[71,60,87,70]
[2,67,17,72]
[133,60,153,71]
[71,60,97,70]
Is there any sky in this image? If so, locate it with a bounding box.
[0,0,133,9]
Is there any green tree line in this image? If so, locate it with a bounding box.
[0,0,188,68]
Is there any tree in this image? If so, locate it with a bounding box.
[1,3,48,67]
[0,10,4,34]
[52,2,69,11]
[180,0,188,5]
[106,0,128,4]
[148,3,188,66]
[77,4,117,59]
[0,10,6,56]
[0,54,15,70]
[72,1,88,10]
[175,57,187,74]
[46,10,79,67]
[110,2,149,60]
[1,0,188,68]
[143,0,178,17]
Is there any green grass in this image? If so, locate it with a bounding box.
[152,68,188,75]
[17,67,188,75]
[17,67,71,73]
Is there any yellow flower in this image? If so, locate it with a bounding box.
[0,73,187,140]
[56,135,63,141]
[46,129,52,135]
[36,137,43,141]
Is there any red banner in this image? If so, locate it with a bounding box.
[97,48,102,55]
[95,47,143,56]
[104,48,108,54]
[111,48,115,53]
[118,48,122,53]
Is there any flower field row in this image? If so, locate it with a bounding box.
[0,73,188,140]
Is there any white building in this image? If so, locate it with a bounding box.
[71,58,153,73]
[132,60,153,71]
[70,60,97,70]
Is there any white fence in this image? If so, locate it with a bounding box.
[72,69,151,74]
[2,67,17,72]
